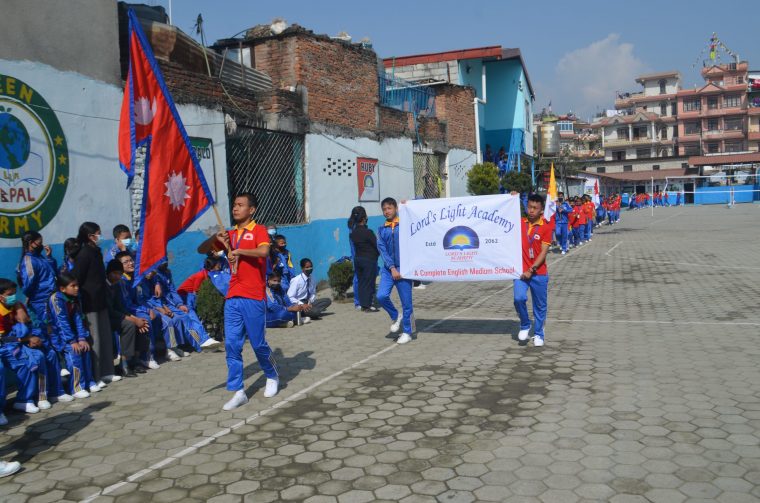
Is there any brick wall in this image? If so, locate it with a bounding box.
[436,84,476,151]
[378,106,413,137]
[251,32,378,132]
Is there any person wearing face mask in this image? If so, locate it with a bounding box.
[271,234,296,293]
[554,193,572,255]
[17,231,59,328]
[71,222,120,388]
[266,271,310,328]
[286,258,332,319]
[105,224,136,265]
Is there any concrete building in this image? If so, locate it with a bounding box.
[383,46,535,170]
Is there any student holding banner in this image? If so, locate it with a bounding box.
[376,198,414,345]
[515,194,552,347]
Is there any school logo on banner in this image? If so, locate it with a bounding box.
[399,194,522,281]
[0,75,68,239]
[357,157,379,202]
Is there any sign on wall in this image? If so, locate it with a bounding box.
[399,194,522,282]
[0,75,69,239]
[357,157,379,202]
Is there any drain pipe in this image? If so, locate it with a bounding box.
[474,64,487,163]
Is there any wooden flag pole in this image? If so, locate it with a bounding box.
[212,204,237,273]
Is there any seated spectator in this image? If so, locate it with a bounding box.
[154,262,220,351]
[105,224,135,265]
[0,278,50,416]
[105,260,149,377]
[266,271,310,328]
[48,273,99,397]
[270,234,296,292]
[287,258,332,319]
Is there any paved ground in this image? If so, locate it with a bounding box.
[2,204,760,503]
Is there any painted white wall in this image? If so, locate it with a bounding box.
[0,59,232,246]
[447,148,477,197]
[304,133,415,221]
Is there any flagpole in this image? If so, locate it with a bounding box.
[212,204,237,273]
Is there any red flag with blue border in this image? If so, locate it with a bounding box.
[118,9,214,280]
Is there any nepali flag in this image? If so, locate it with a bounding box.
[118,9,214,280]
[592,179,601,206]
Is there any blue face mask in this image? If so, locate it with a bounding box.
[3,294,17,306]
[121,238,133,249]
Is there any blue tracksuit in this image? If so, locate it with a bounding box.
[266,286,296,327]
[48,291,96,393]
[514,275,549,338]
[376,220,414,335]
[555,202,572,252]
[224,297,278,391]
[122,274,169,354]
[143,275,187,350]
[155,269,211,351]
[272,250,296,293]
[18,252,58,326]
[0,336,46,406]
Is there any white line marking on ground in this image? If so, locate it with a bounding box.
[626,257,760,271]
[82,231,601,502]
[450,316,760,327]
[605,241,623,256]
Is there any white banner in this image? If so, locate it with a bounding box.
[399,194,523,282]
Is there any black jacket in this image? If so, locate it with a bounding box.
[72,244,108,313]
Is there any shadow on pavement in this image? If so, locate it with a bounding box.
[0,401,111,464]
[417,318,521,335]
[206,349,316,396]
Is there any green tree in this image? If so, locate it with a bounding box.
[501,170,533,194]
[466,162,500,195]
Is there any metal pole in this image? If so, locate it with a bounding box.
[651,176,654,217]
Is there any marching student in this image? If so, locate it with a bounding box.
[48,273,99,397]
[554,192,572,255]
[198,192,279,411]
[571,197,586,247]
[287,259,332,318]
[582,195,595,241]
[0,278,50,413]
[17,231,59,328]
[514,194,552,347]
[266,271,310,328]
[376,197,414,344]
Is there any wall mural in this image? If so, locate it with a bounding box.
[0,74,68,238]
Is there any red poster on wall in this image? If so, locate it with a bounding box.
[357,157,379,202]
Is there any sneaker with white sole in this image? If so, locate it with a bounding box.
[102,375,122,384]
[533,335,545,347]
[52,394,74,402]
[518,329,530,341]
[60,368,70,377]
[201,338,220,349]
[390,315,403,333]
[167,349,182,362]
[96,380,108,389]
[0,460,21,478]
[37,400,51,410]
[89,384,102,393]
[0,413,8,426]
[73,390,90,399]
[300,316,311,325]
[222,390,249,411]
[264,378,279,398]
[12,402,39,414]
[396,333,412,344]
[147,359,160,369]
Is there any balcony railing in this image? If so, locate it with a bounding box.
[378,73,436,117]
[605,136,659,147]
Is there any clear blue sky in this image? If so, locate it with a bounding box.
[149,0,760,119]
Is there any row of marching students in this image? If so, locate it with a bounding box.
[553,193,623,254]
[0,223,220,425]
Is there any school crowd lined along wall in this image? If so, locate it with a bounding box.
[0,59,478,287]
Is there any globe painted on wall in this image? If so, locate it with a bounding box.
[0,112,31,170]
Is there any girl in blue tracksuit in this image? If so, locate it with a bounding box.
[376,198,414,345]
[17,231,58,327]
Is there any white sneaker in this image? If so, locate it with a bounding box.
[147,359,160,370]
[285,320,294,328]
[167,349,182,362]
[414,284,427,290]
[73,390,90,399]
[201,338,220,349]
[0,413,8,426]
[0,460,21,478]
[396,333,412,344]
[60,368,70,377]
[355,305,362,311]
[561,251,566,255]
[12,402,39,414]
[300,316,311,325]
[102,375,122,384]
[96,380,108,388]
[222,390,249,411]
[390,315,403,333]
[518,329,530,341]
[89,384,102,393]
[37,400,51,410]
[533,335,545,347]
[264,378,279,398]
[52,394,74,402]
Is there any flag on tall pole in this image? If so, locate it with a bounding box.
[118,9,214,280]
[543,162,558,226]
[592,179,600,206]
